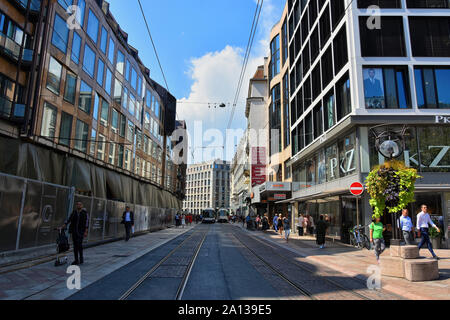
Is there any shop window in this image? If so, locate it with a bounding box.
[359,16,406,57]
[52,14,69,53]
[338,133,356,177]
[325,143,339,181]
[418,127,450,172]
[363,67,410,109]
[74,119,89,153]
[318,149,326,184]
[409,17,450,57]
[46,57,62,95]
[306,156,317,187]
[41,102,57,138]
[415,67,450,109]
[59,111,72,147]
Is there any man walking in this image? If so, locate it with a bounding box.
[121,206,134,242]
[400,209,415,245]
[283,215,291,242]
[62,202,89,265]
[417,205,440,260]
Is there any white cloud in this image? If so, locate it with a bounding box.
[178,0,283,163]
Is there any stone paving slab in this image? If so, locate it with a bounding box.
[0,226,195,300]
[234,224,450,300]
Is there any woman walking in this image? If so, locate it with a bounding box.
[181,214,186,228]
[277,214,283,236]
[370,217,386,263]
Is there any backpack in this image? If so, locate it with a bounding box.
[56,230,70,254]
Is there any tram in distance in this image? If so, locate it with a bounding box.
[201,208,216,224]
[217,208,230,223]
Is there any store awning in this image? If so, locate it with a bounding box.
[276,188,350,204]
[415,185,450,191]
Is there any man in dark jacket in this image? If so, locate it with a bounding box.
[122,206,135,241]
[63,202,89,265]
[316,215,329,249]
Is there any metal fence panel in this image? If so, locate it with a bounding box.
[18,180,42,250]
[0,175,24,252]
[89,198,106,242]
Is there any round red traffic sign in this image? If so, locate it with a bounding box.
[350,182,364,196]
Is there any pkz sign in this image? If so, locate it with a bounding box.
[435,116,450,124]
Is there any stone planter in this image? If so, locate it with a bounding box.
[431,237,441,250]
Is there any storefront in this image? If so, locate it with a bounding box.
[288,123,450,247]
[252,182,292,221]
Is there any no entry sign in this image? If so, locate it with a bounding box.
[350,182,364,196]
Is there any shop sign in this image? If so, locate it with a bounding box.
[274,194,287,200]
[435,116,450,124]
[251,147,267,187]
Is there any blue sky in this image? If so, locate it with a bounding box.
[108,0,285,163]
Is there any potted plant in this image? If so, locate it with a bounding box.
[429,227,442,250]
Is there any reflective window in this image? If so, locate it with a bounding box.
[59,112,73,147]
[418,127,450,172]
[415,67,450,109]
[76,0,86,27]
[83,44,96,78]
[46,57,62,95]
[86,9,99,43]
[116,50,125,75]
[64,72,77,104]
[114,78,122,105]
[269,35,280,81]
[111,108,119,132]
[108,37,115,65]
[100,98,109,127]
[90,129,96,156]
[323,90,335,131]
[79,80,92,114]
[100,26,107,54]
[71,32,82,64]
[41,102,57,138]
[105,67,112,96]
[97,59,104,86]
[74,119,89,153]
[93,93,99,120]
[52,14,69,53]
[122,87,128,110]
[338,133,356,177]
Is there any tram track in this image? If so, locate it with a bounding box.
[232,228,393,300]
[119,226,209,300]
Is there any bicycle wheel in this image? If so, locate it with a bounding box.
[362,234,371,250]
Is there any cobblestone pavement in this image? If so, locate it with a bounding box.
[234,224,449,300]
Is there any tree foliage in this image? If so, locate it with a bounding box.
[365,160,421,219]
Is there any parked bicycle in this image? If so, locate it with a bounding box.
[349,225,371,250]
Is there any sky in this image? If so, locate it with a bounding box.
[108,0,286,164]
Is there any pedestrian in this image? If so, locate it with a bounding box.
[277,214,284,235]
[262,215,269,231]
[181,214,186,228]
[283,215,291,242]
[273,215,278,232]
[316,215,329,249]
[417,204,440,260]
[62,202,89,266]
[121,206,135,242]
[256,215,261,231]
[370,217,386,263]
[309,215,315,235]
[400,208,415,245]
[303,215,309,235]
[175,213,180,228]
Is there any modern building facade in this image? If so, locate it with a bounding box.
[183,159,231,214]
[230,131,250,217]
[283,0,450,246]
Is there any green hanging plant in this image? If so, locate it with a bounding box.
[365,160,421,219]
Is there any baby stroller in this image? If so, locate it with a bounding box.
[55,228,70,267]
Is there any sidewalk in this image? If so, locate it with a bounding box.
[235,224,450,300]
[0,225,195,300]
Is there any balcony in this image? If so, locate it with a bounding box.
[0,32,34,66]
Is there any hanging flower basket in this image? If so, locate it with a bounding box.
[365,160,422,219]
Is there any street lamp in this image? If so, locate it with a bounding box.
[370,125,408,244]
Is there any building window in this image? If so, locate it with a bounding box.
[86,9,99,43]
[283,73,290,149]
[52,14,69,53]
[57,0,73,10]
[406,0,450,8]
[122,87,128,110]
[415,67,450,109]
[111,108,119,133]
[100,98,109,127]
[281,19,288,66]
[117,50,125,75]
[126,120,134,142]
[269,35,280,81]
[93,93,99,120]
[64,72,77,104]
[41,102,57,138]
[114,78,123,105]
[409,17,450,57]
[79,80,92,114]
[118,144,124,168]
[305,112,313,146]
[59,112,73,147]
[363,67,410,109]
[105,67,112,96]
[119,114,126,137]
[358,0,401,8]
[336,74,351,121]
[323,90,335,131]
[90,129,96,156]
[97,59,105,86]
[108,37,115,65]
[76,0,86,27]
[74,119,89,153]
[359,16,406,57]
[97,134,105,161]
[71,32,82,64]
[108,143,115,165]
[333,26,348,74]
[100,26,107,54]
[313,103,323,140]
[46,57,62,95]
[83,44,96,78]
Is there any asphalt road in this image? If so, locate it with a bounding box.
[68,223,402,300]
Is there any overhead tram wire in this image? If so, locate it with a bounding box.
[227,0,263,130]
